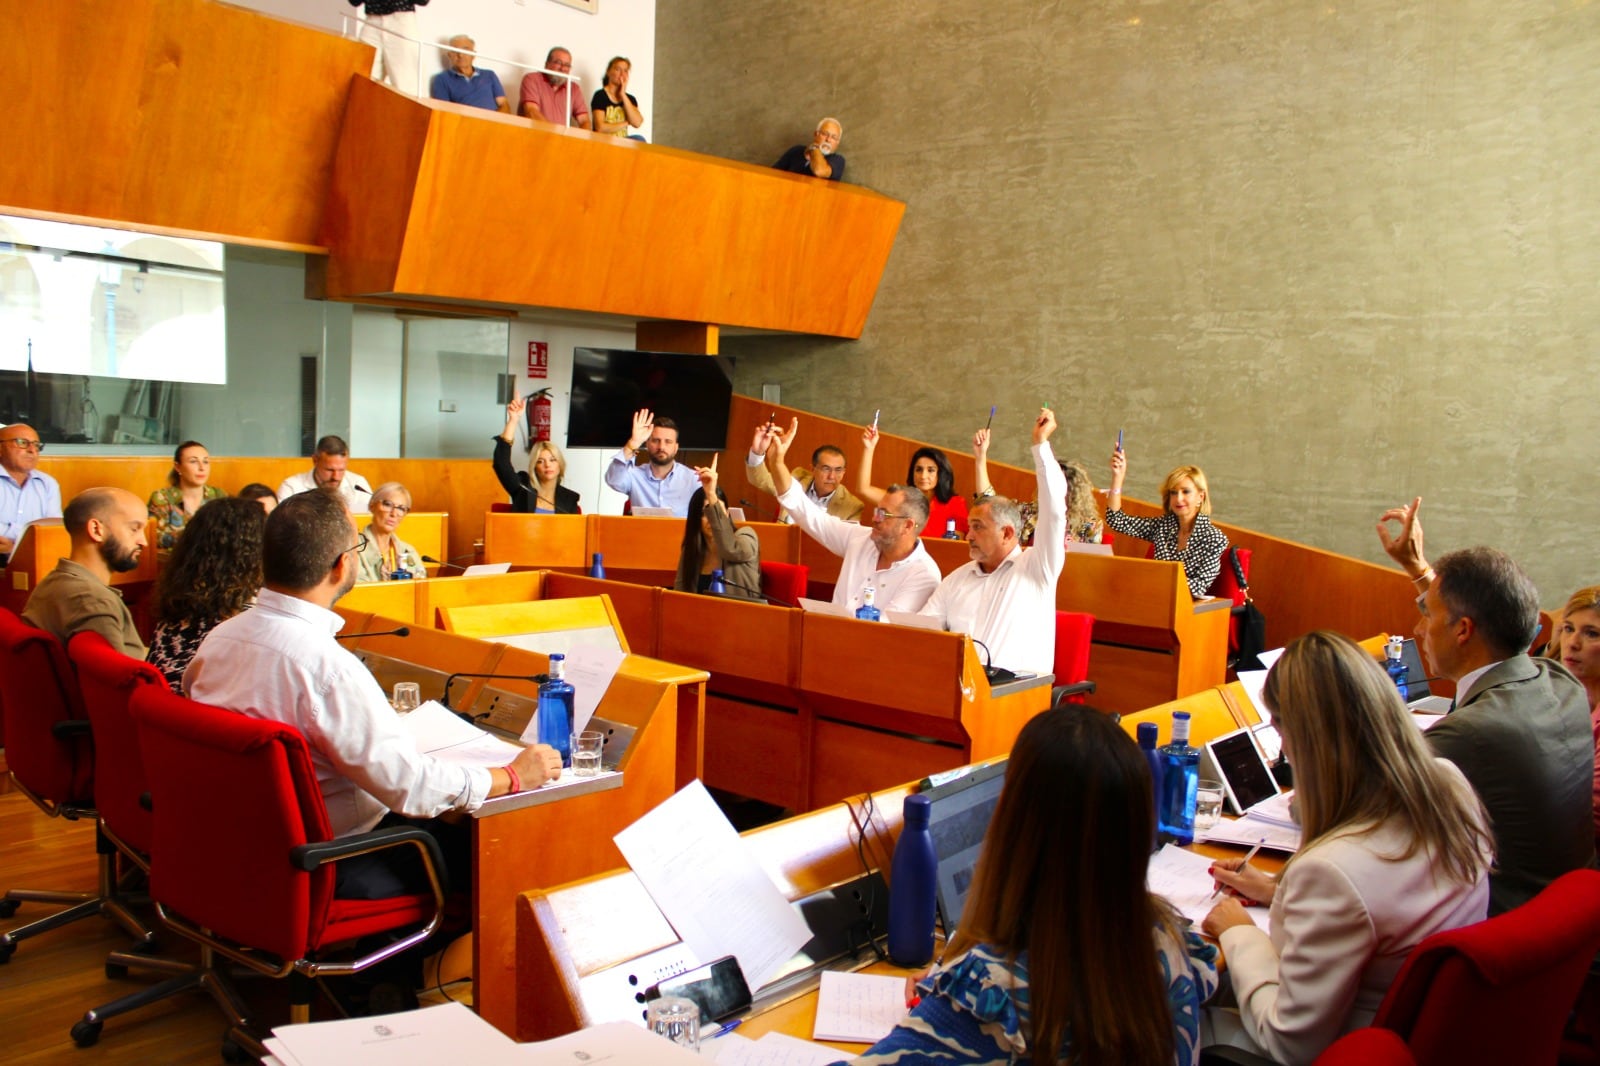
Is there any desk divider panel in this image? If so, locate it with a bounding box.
[484,513,588,569]
[585,515,682,580]
[541,573,660,657]
[438,596,628,655]
[335,581,420,625]
[740,521,801,567]
[419,570,546,628]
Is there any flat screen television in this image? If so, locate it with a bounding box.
[566,348,735,451]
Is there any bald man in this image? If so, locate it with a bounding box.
[23,487,148,657]
[428,35,509,113]
[0,422,62,562]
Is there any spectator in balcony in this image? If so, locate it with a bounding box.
[773,117,845,182]
[429,35,509,114]
[347,0,430,98]
[520,46,589,127]
[590,57,645,141]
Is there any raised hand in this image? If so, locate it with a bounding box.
[1375,496,1428,577]
[507,396,526,419]
[750,420,779,457]
[861,424,880,451]
[772,416,799,461]
[1109,443,1127,488]
[972,427,990,458]
[628,408,655,451]
[696,453,720,494]
[1032,407,1056,445]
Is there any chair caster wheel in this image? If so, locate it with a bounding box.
[106,961,129,980]
[0,940,15,964]
[0,899,19,918]
[71,1019,103,1048]
[221,1036,254,1063]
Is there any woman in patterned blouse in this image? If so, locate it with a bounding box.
[842,707,1219,1066]
[146,440,226,551]
[1105,445,1228,599]
[146,497,265,693]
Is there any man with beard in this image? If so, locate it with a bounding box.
[187,492,560,896]
[277,435,374,513]
[23,487,147,656]
[757,416,939,614]
[604,408,700,517]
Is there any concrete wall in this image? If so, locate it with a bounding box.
[656,0,1600,606]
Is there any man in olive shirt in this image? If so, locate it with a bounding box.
[23,487,148,658]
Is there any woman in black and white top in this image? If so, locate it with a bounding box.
[1105,445,1228,598]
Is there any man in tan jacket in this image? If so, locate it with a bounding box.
[744,429,863,524]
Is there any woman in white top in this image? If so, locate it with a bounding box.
[1201,630,1492,1065]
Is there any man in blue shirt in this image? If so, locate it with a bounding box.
[429,35,509,113]
[603,409,700,518]
[0,423,63,562]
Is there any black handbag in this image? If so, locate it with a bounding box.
[1229,549,1268,672]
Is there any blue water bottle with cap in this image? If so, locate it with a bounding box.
[708,569,726,595]
[589,552,606,579]
[1137,721,1163,850]
[1384,636,1410,701]
[537,654,575,767]
[887,793,937,967]
[854,584,882,622]
[1157,710,1200,845]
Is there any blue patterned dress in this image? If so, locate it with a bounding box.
[838,928,1218,1065]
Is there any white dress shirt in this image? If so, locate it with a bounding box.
[0,467,63,545]
[185,588,491,837]
[776,477,940,613]
[277,469,375,513]
[920,441,1067,675]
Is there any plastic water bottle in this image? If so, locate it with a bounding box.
[887,794,937,967]
[942,518,959,539]
[854,584,882,622]
[1137,721,1163,850]
[708,569,726,595]
[537,654,575,767]
[1157,711,1200,845]
[589,552,606,579]
[1385,636,1410,701]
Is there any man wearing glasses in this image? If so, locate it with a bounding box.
[188,492,561,900]
[744,430,863,524]
[756,417,939,615]
[0,423,62,563]
[520,46,589,127]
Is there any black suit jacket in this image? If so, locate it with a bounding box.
[491,437,582,514]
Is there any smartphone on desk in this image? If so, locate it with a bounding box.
[644,955,752,1022]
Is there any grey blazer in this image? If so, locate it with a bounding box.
[1427,654,1597,914]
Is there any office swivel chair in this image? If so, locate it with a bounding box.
[0,608,153,964]
[1050,610,1096,706]
[758,560,809,607]
[129,682,452,1060]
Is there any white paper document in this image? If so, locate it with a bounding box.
[562,644,626,734]
[811,970,906,1044]
[1146,844,1270,932]
[613,780,811,989]
[798,597,849,617]
[461,562,513,576]
[400,700,525,767]
[706,1031,844,1066]
[1197,815,1302,853]
[515,1019,703,1063]
[266,1002,517,1066]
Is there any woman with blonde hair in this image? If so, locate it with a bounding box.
[493,397,581,514]
[356,482,425,582]
[1202,630,1492,1064]
[1544,585,1600,838]
[973,428,1103,545]
[1106,445,1227,598]
[846,707,1219,1065]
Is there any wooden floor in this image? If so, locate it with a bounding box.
[0,788,469,1064]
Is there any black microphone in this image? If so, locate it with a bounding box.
[335,626,411,641]
[703,575,768,603]
[971,637,1017,685]
[423,552,479,574]
[440,670,548,714]
[353,484,371,494]
[738,497,763,522]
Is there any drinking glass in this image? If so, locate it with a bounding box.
[1195,778,1225,832]
[645,995,699,1050]
[571,730,605,777]
[391,682,421,714]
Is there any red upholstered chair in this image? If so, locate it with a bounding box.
[67,632,198,1048]
[1315,1029,1417,1064]
[759,560,810,606]
[1050,610,1096,706]
[489,501,512,513]
[129,682,450,1059]
[0,608,151,964]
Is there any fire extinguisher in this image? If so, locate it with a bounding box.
[529,388,552,443]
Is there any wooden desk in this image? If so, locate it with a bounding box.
[337,571,547,629]
[333,608,699,1038]
[352,509,447,565]
[585,514,682,583]
[483,513,587,569]
[1058,553,1231,715]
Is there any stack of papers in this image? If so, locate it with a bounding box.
[1198,789,1301,852]
[400,701,524,768]
[264,1003,517,1066]
[705,1032,844,1066]
[1146,844,1271,932]
[811,971,907,1044]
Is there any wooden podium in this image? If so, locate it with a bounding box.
[333,608,705,1037]
[2,519,158,615]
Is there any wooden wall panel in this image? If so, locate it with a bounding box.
[321,80,905,337]
[5,0,370,250]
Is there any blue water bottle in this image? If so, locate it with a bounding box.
[1157,711,1200,845]
[854,584,882,622]
[887,794,937,967]
[942,518,960,539]
[536,654,575,767]
[589,552,606,579]
[1137,721,1164,850]
[708,569,726,595]
[1384,636,1410,701]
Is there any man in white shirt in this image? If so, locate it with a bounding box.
[277,435,374,513]
[744,427,863,523]
[0,422,63,561]
[758,417,939,614]
[920,409,1066,676]
[187,490,559,899]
